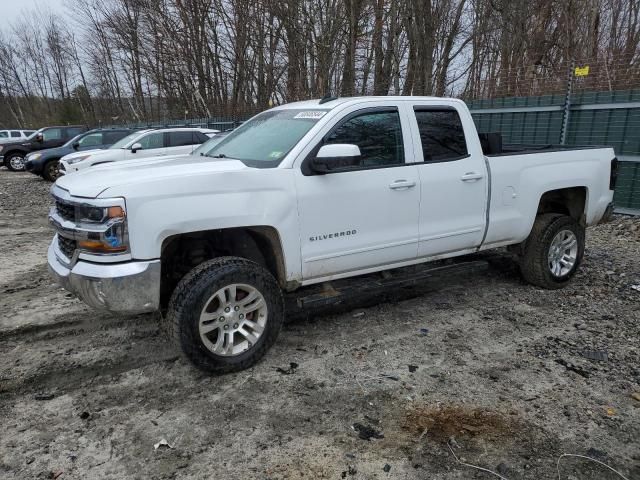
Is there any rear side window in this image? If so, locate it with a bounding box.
[10,131,21,137]
[168,131,196,147]
[413,108,468,162]
[0,131,7,138]
[325,109,405,168]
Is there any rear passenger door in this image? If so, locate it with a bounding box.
[409,105,487,257]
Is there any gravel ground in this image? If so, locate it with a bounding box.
[0,168,639,480]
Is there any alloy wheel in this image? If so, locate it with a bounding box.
[198,283,268,356]
[548,229,578,277]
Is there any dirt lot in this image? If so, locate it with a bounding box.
[0,168,639,480]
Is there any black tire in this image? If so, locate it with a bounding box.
[165,256,284,373]
[5,153,26,172]
[42,160,61,182]
[520,213,585,289]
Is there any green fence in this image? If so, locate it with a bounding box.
[467,90,640,213]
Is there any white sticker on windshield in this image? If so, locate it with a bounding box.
[294,111,327,120]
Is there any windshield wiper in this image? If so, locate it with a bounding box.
[210,153,226,158]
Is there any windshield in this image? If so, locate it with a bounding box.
[193,133,230,156]
[204,109,328,167]
[109,131,145,149]
[26,128,44,140]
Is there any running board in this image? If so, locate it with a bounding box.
[292,260,489,309]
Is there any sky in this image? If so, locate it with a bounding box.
[2,0,67,24]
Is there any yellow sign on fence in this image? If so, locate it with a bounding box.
[575,66,590,76]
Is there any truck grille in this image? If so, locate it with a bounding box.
[57,236,76,259]
[56,201,75,222]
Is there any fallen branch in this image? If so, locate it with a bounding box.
[556,453,629,480]
[447,442,509,480]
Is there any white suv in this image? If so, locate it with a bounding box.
[59,127,219,174]
[0,129,36,144]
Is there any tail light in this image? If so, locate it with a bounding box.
[609,158,619,190]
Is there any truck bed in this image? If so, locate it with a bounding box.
[478,132,607,157]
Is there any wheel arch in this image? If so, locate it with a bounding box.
[536,186,588,226]
[159,226,287,310]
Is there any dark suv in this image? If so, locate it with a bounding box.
[0,125,87,172]
[25,128,134,181]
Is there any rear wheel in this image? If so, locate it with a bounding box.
[520,214,584,289]
[43,160,61,182]
[5,153,26,171]
[165,257,284,373]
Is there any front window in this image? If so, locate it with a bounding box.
[203,109,328,167]
[77,132,103,147]
[324,109,405,168]
[137,132,164,150]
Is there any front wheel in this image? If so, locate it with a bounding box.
[519,213,585,289]
[43,160,61,182]
[5,153,26,171]
[165,257,284,373]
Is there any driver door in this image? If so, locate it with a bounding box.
[295,104,420,281]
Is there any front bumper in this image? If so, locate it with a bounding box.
[48,239,161,314]
[24,159,43,174]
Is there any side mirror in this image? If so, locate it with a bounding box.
[72,141,80,150]
[35,133,43,142]
[131,142,142,153]
[311,144,361,174]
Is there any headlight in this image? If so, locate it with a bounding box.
[66,155,91,164]
[76,205,128,254]
[29,153,42,160]
[0,146,4,153]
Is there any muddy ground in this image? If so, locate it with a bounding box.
[0,168,639,480]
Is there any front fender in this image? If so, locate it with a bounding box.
[104,168,303,283]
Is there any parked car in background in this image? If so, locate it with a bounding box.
[47,96,616,373]
[1,125,87,171]
[0,129,37,143]
[59,127,218,174]
[25,128,134,181]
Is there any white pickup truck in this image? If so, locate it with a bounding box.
[48,96,617,373]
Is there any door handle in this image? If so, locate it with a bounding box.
[389,180,416,190]
[460,172,484,182]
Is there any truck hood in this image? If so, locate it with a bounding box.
[55,154,248,198]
